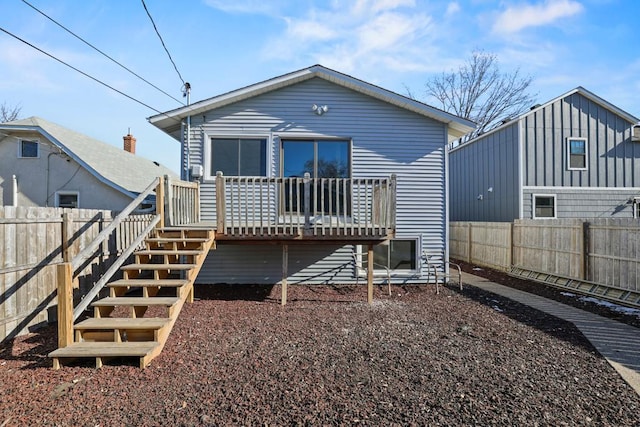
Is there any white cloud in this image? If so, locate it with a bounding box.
[492,0,584,34]
[446,2,461,17]
[352,0,416,15]
[261,2,437,75]
[204,0,288,16]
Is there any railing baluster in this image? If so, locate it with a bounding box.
[342,178,347,236]
[320,178,325,236]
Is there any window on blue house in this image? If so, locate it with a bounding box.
[567,137,587,170]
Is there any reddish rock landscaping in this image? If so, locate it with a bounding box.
[1,281,639,426]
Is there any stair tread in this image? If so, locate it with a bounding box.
[49,341,159,358]
[135,250,203,255]
[121,263,197,270]
[75,318,170,330]
[92,297,179,307]
[146,237,211,242]
[108,279,189,287]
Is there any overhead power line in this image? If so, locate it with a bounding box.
[20,0,185,106]
[0,26,174,117]
[141,0,185,86]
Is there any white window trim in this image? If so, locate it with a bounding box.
[55,191,79,208]
[532,193,556,219]
[17,138,40,158]
[354,239,420,278]
[566,137,588,171]
[202,132,271,181]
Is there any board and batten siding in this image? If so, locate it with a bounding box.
[448,122,520,222]
[522,92,639,188]
[188,78,448,284]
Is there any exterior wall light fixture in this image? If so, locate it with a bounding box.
[312,104,329,115]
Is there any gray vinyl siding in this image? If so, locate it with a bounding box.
[448,122,520,222]
[189,78,448,284]
[522,92,639,188]
[523,188,638,218]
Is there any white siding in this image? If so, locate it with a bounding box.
[190,78,448,284]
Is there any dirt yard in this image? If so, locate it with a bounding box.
[1,281,639,426]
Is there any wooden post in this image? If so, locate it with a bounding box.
[216,172,225,233]
[156,176,165,229]
[367,244,374,304]
[582,221,590,280]
[467,222,472,263]
[281,244,288,306]
[195,180,201,223]
[57,262,74,348]
[61,212,73,262]
[165,175,173,227]
[507,222,514,270]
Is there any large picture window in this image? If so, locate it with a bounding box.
[210,138,267,176]
[567,137,587,170]
[361,240,417,272]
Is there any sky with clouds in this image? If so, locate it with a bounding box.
[1,0,638,174]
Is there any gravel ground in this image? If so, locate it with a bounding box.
[1,281,639,426]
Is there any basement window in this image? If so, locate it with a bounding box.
[358,239,417,274]
[567,137,587,170]
[19,139,39,158]
[55,191,79,208]
[533,194,556,219]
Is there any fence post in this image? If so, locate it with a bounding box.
[156,176,165,229]
[581,221,590,280]
[56,262,74,348]
[508,222,514,270]
[216,172,225,233]
[61,212,73,262]
[467,222,472,263]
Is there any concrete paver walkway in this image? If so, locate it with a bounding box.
[462,272,640,395]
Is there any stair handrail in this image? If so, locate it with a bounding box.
[70,177,160,271]
[72,215,160,320]
[57,177,162,347]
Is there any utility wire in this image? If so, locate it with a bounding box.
[20,0,185,106]
[0,26,179,118]
[141,0,185,86]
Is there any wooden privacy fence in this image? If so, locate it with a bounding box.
[0,206,155,343]
[450,219,640,295]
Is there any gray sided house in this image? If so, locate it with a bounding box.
[0,117,176,210]
[449,87,640,221]
[149,65,474,285]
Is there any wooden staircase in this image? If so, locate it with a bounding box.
[49,227,215,369]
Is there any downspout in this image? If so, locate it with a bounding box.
[184,82,191,181]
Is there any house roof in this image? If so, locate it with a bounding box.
[0,116,177,198]
[148,64,476,142]
[451,86,640,150]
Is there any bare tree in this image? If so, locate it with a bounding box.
[425,51,536,138]
[0,102,22,122]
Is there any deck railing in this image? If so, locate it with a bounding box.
[215,172,396,239]
[161,176,200,227]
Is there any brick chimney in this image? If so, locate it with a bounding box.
[123,133,136,154]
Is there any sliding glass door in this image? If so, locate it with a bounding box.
[281,139,350,215]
